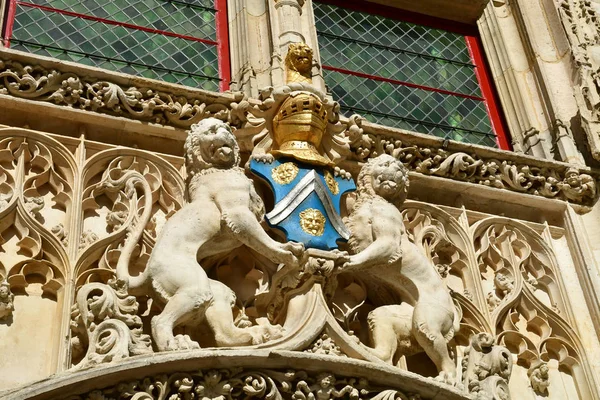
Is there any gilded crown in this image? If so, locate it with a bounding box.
[271,92,332,166]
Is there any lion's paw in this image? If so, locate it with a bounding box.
[433,371,457,386]
[166,334,200,351]
[250,319,285,344]
[252,153,275,164]
[274,241,305,267]
[283,241,304,257]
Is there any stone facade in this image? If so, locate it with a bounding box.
[0,1,600,400]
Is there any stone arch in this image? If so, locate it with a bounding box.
[471,217,598,400]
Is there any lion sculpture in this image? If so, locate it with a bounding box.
[342,154,460,383]
[285,42,313,84]
[103,118,304,351]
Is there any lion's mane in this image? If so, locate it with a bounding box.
[184,118,244,201]
[354,154,409,209]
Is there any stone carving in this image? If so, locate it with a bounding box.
[70,278,153,367]
[0,130,588,400]
[559,0,600,161]
[346,121,597,206]
[24,195,44,219]
[0,281,14,321]
[286,42,313,84]
[62,368,417,400]
[341,155,460,383]
[0,127,597,398]
[0,192,12,211]
[486,272,514,311]
[1,54,597,208]
[305,333,346,357]
[260,247,346,322]
[0,59,244,129]
[100,118,301,351]
[462,333,512,400]
[105,209,128,232]
[51,223,68,246]
[78,230,99,250]
[528,362,550,395]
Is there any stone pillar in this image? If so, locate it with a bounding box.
[558,0,600,162]
[228,0,326,95]
[511,0,584,164]
[478,1,585,164]
[478,2,554,158]
[228,0,274,97]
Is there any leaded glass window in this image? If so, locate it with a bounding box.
[314,0,509,149]
[1,0,229,91]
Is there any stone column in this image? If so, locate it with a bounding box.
[478,2,554,158]
[510,0,584,164]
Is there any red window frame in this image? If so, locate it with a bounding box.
[315,0,511,150]
[1,0,231,91]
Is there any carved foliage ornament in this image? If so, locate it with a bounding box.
[344,116,597,206]
[0,59,245,128]
[0,53,597,207]
[62,368,430,400]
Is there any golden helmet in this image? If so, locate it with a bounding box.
[271,92,332,166]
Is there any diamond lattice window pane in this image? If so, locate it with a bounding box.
[315,1,498,148]
[12,5,220,87]
[28,0,217,40]
[12,41,220,90]
[324,69,496,146]
[314,2,472,64]
[319,34,481,97]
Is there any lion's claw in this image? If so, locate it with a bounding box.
[166,334,200,351]
[250,319,285,344]
[252,153,275,164]
[433,371,457,386]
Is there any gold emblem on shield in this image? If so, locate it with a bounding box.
[299,208,326,236]
[324,170,339,194]
[271,162,299,185]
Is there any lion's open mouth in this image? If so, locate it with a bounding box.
[379,179,397,190]
[210,142,233,162]
[216,145,232,161]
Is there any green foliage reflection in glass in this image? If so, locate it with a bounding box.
[315,2,497,147]
[11,0,220,90]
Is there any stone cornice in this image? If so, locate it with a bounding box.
[2,351,470,400]
[0,48,246,129]
[342,116,599,208]
[0,48,597,208]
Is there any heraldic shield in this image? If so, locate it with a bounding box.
[250,158,356,250]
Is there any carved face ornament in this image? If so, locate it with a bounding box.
[299,208,326,236]
[289,43,312,74]
[565,168,580,187]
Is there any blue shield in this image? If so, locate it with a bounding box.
[250,158,355,250]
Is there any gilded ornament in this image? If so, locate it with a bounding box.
[324,170,339,194]
[299,208,326,236]
[285,42,313,84]
[271,92,331,166]
[271,162,300,185]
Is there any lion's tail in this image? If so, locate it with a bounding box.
[445,297,463,342]
[101,170,152,292]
